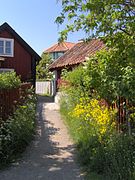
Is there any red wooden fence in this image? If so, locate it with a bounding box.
[111,97,134,133]
[100,97,132,132]
[0,83,32,121]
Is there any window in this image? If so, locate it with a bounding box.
[0,38,14,57]
[51,52,64,60]
[57,52,64,58]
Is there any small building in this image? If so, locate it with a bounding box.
[44,41,75,60]
[49,39,105,93]
[0,22,41,87]
[44,41,75,95]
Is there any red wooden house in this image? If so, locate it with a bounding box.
[0,22,41,87]
[49,39,105,91]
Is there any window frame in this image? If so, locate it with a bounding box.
[0,38,14,57]
[51,51,64,60]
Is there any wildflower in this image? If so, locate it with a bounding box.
[72,98,116,137]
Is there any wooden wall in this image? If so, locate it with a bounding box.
[0,30,32,81]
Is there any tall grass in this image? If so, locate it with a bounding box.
[60,96,135,180]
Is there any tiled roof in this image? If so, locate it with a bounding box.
[44,42,75,53]
[49,39,105,70]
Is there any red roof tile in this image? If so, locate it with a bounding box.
[49,39,105,70]
[44,42,75,53]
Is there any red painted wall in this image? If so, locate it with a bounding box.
[0,30,32,81]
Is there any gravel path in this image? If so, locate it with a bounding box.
[0,96,84,180]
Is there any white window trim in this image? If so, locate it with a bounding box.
[0,38,14,57]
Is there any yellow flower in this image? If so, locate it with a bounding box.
[72,98,116,137]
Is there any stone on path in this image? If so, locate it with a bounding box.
[0,96,84,180]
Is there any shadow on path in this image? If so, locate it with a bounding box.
[0,96,83,180]
[37,95,54,103]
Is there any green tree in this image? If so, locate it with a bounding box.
[56,0,134,41]
[56,0,135,129]
[85,40,135,104]
[56,2,135,178]
[36,53,53,80]
[56,0,135,104]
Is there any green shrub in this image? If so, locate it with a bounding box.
[0,90,37,167]
[104,134,135,180]
[60,92,135,179]
[59,61,135,179]
[0,72,21,89]
[76,133,135,179]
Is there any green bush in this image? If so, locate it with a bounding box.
[61,95,135,179]
[0,90,37,167]
[0,72,21,89]
[77,133,135,179]
[104,134,135,180]
[60,66,135,179]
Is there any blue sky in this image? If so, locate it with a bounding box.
[0,0,85,55]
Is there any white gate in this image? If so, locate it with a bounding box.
[36,81,52,95]
[36,80,57,96]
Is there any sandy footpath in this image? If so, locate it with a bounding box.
[0,96,84,180]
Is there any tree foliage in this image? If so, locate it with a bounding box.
[57,2,135,178]
[56,0,135,41]
[56,0,135,104]
[36,53,53,80]
[85,40,135,104]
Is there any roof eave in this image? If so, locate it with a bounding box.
[0,22,41,61]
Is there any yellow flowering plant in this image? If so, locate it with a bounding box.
[72,97,116,139]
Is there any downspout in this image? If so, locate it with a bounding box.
[32,57,36,88]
